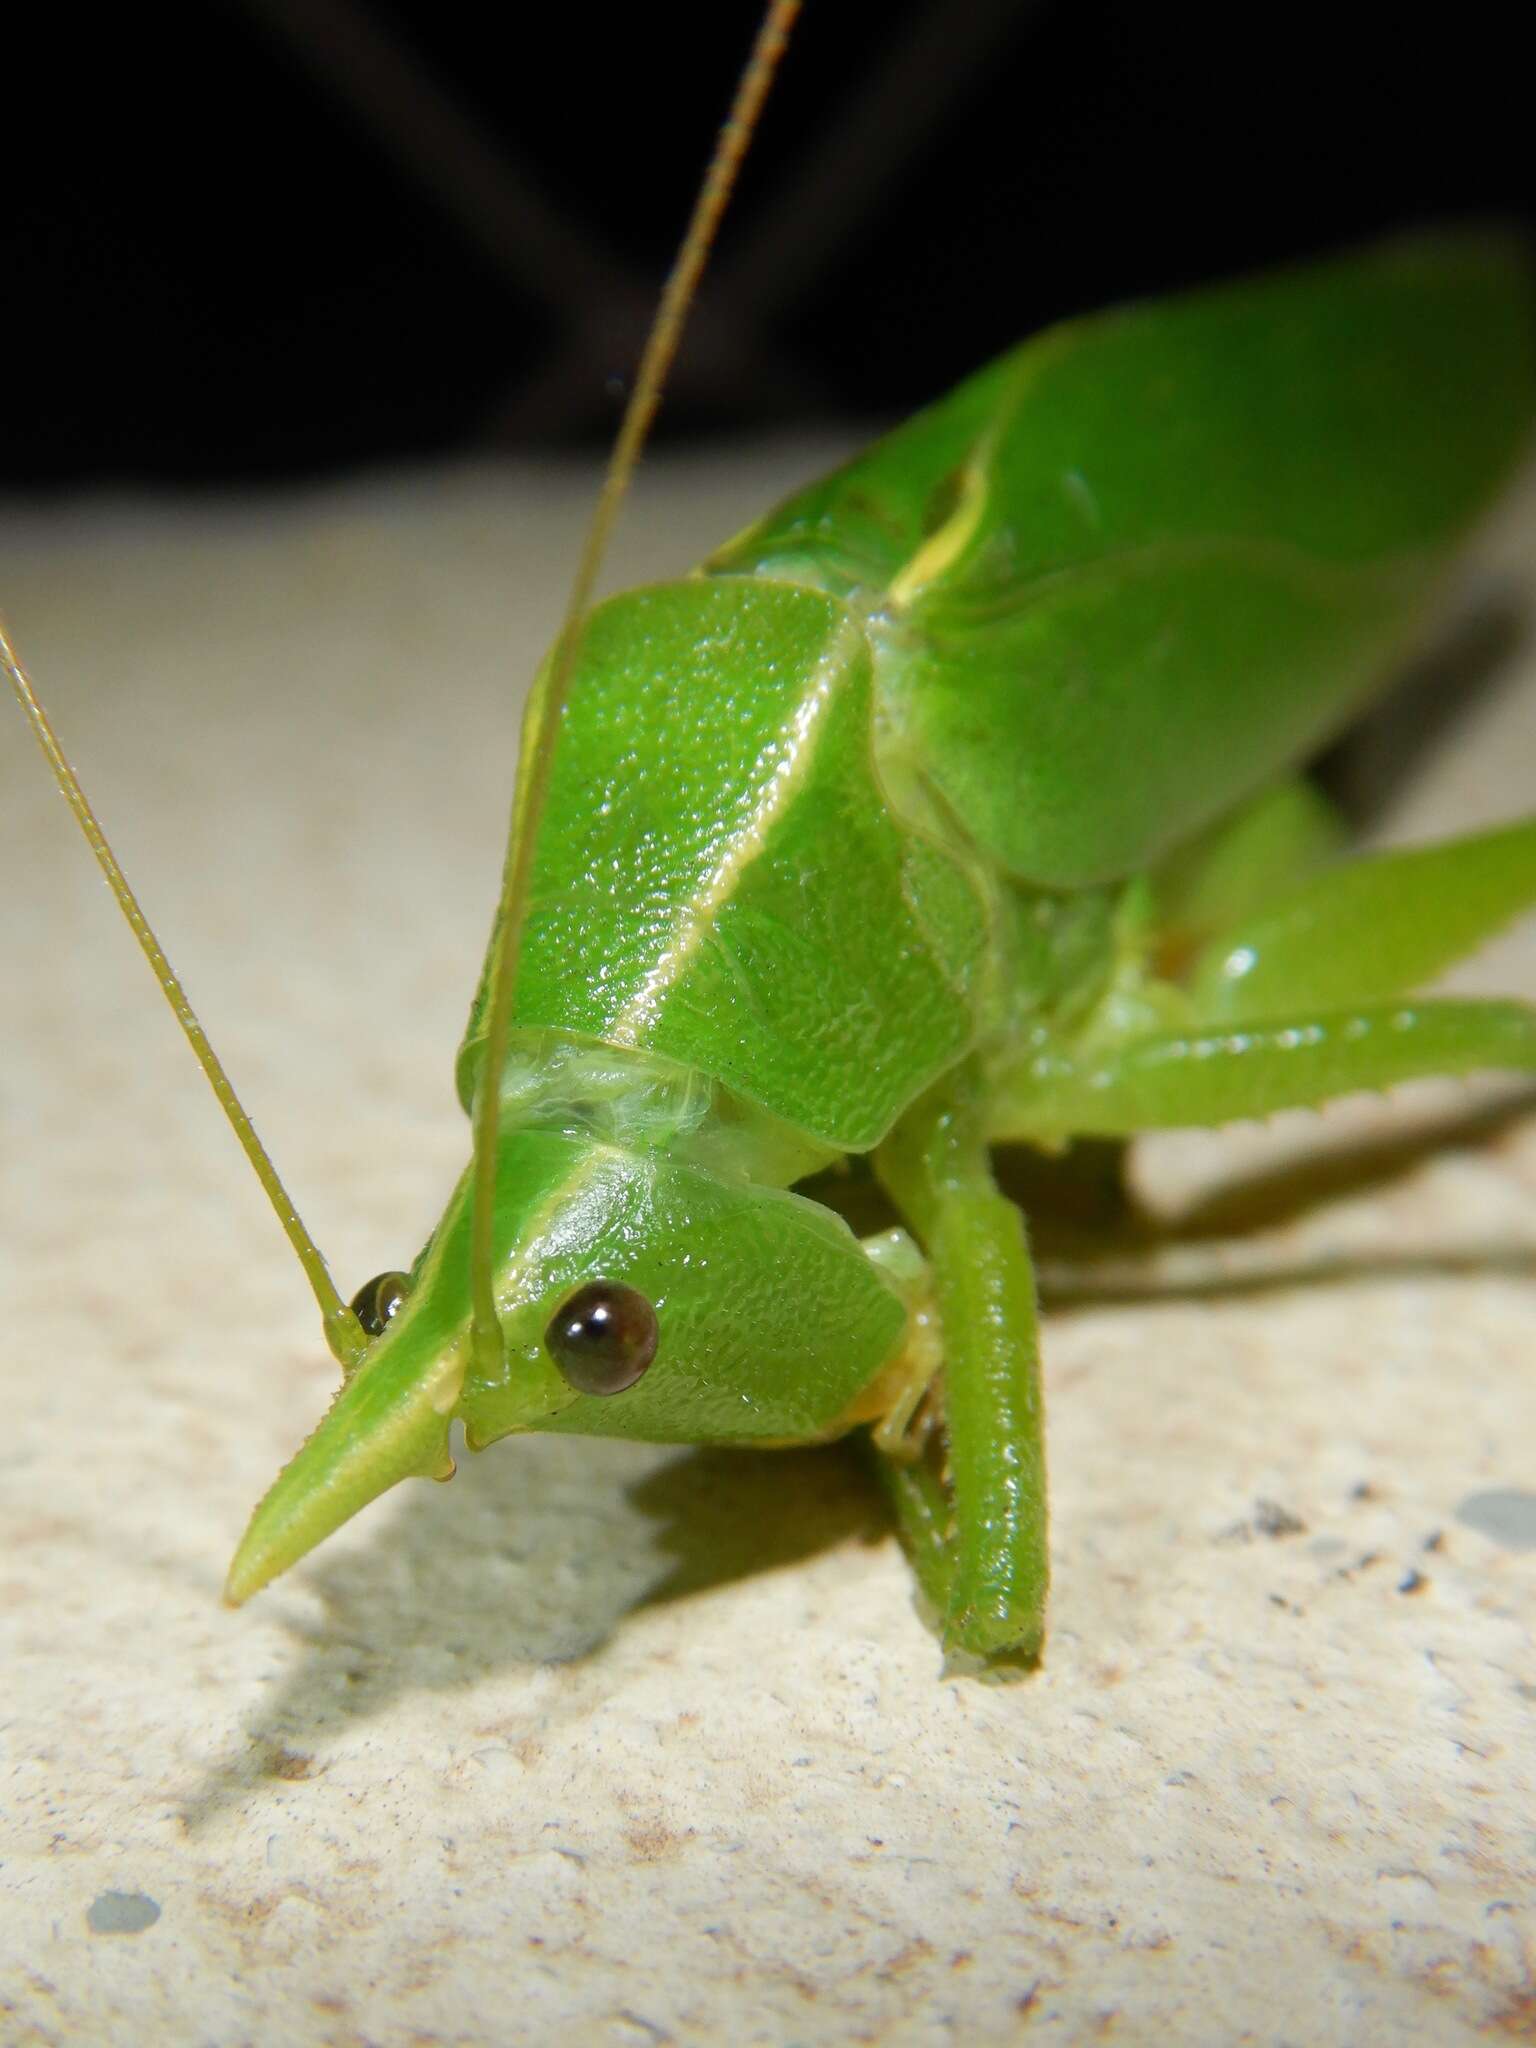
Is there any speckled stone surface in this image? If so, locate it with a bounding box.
[2,451,1534,2046]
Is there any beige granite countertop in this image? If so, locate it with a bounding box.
[2,448,1534,2045]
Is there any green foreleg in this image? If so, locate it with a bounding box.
[871,1447,958,1623]
[997,998,1536,1145]
[1187,815,1536,1022]
[877,1073,1048,1668]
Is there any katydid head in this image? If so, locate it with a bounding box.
[224,1119,906,1604]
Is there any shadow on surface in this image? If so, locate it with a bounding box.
[1155,1087,1536,1241]
[1023,1085,1536,1251]
[1040,1236,1536,1310]
[1032,1086,1536,1303]
[180,1434,878,1830]
[184,1063,1536,1828]
[625,1442,887,1607]
[1316,591,1529,826]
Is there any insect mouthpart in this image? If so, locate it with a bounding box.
[544,1280,659,1395]
[349,1269,412,1337]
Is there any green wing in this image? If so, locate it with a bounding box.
[711,236,1535,888]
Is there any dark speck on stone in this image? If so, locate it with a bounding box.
[1253,1499,1306,1539]
[86,1890,161,1934]
[1455,1489,1536,1551]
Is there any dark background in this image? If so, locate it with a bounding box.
[3,0,1530,489]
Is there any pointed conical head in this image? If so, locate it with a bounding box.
[226,1125,905,1602]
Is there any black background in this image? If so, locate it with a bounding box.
[3,0,1530,488]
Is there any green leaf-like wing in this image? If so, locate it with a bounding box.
[716,236,1535,887]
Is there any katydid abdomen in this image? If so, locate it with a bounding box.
[225,234,1536,1667]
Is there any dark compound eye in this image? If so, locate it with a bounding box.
[544,1280,658,1396]
[350,1269,412,1337]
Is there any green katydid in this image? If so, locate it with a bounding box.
[7,5,1536,1672]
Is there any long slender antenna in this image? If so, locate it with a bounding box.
[2,618,368,1371]
[466,0,802,1375]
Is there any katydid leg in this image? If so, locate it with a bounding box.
[872,1446,958,1627]
[995,998,1536,1145]
[1187,815,1536,1022]
[877,1073,1048,1666]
